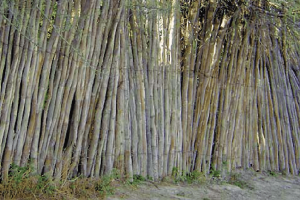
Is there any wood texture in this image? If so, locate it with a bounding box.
[0,0,300,181]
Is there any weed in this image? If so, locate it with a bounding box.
[0,163,121,199]
[36,173,56,195]
[171,167,185,183]
[111,168,121,180]
[228,173,254,190]
[130,174,146,185]
[268,170,277,177]
[210,167,221,178]
[172,167,180,177]
[186,170,206,184]
[95,169,120,195]
[134,174,146,181]
[9,162,33,184]
[95,175,114,195]
[171,167,206,184]
[146,175,153,181]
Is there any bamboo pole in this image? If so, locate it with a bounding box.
[0,0,299,181]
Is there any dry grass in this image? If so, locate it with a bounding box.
[0,177,114,199]
[0,164,119,200]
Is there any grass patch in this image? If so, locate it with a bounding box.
[268,170,278,177]
[210,167,221,178]
[126,174,147,186]
[171,167,206,184]
[227,173,254,190]
[0,163,120,199]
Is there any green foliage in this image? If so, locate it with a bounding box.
[131,174,146,185]
[0,163,57,198]
[186,170,206,184]
[171,167,180,177]
[9,164,55,195]
[171,167,185,183]
[228,173,254,190]
[210,167,221,178]
[171,167,206,184]
[268,170,277,177]
[95,169,120,195]
[95,175,114,195]
[1,164,122,199]
[36,173,56,195]
[8,162,33,185]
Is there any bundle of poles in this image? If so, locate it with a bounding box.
[0,0,300,182]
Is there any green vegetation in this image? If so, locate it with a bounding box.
[171,167,206,184]
[210,167,221,178]
[0,163,120,199]
[268,170,278,177]
[227,173,254,190]
[129,174,147,185]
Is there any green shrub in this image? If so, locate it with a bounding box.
[210,167,221,178]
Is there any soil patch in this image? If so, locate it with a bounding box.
[107,170,300,200]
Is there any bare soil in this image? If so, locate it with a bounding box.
[107,170,300,200]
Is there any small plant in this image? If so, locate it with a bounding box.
[210,167,221,178]
[36,173,56,195]
[171,167,186,183]
[95,169,120,195]
[9,162,33,185]
[146,175,153,181]
[95,175,114,195]
[186,170,206,184]
[126,174,148,186]
[1,163,123,199]
[131,174,146,185]
[172,167,180,177]
[228,173,254,190]
[111,168,121,180]
[171,167,206,184]
[0,162,58,198]
[268,170,277,177]
[133,174,146,181]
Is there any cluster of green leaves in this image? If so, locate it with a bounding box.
[10,163,56,195]
[0,163,56,198]
[171,167,206,184]
[227,173,254,190]
[210,166,221,178]
[268,170,278,177]
[0,163,123,199]
[8,162,33,185]
[129,174,147,186]
[95,168,120,195]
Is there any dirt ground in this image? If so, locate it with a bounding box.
[107,170,300,200]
